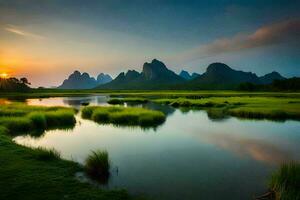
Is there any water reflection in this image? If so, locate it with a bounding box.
[26,95,109,108]
[199,132,292,164]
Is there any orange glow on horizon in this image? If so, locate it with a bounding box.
[0,73,9,79]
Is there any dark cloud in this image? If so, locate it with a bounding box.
[176,18,300,62]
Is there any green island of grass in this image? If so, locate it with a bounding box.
[152,96,300,121]
[0,103,134,200]
[82,106,166,127]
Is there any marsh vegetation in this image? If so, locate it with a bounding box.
[0,103,76,136]
[85,150,111,183]
[82,106,166,127]
[269,162,300,200]
[152,96,300,121]
[108,98,148,105]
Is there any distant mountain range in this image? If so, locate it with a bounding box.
[179,62,285,89]
[97,59,186,89]
[58,71,112,89]
[58,59,286,90]
[96,59,285,90]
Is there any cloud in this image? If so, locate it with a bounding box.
[175,18,300,62]
[4,25,45,39]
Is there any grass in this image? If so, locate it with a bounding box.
[0,103,133,200]
[35,147,61,161]
[108,98,148,105]
[0,103,76,135]
[269,162,300,200]
[82,106,166,127]
[0,131,131,200]
[152,97,300,121]
[85,150,111,182]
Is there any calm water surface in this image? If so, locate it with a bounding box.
[7,95,300,200]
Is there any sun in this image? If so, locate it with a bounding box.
[0,73,9,79]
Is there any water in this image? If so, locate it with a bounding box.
[6,95,300,200]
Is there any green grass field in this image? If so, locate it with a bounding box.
[152,96,300,120]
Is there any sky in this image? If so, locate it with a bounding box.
[0,0,299,87]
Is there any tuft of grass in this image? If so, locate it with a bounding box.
[81,106,97,119]
[82,106,166,127]
[85,150,110,181]
[35,147,61,161]
[28,112,47,130]
[269,162,300,200]
[44,110,76,128]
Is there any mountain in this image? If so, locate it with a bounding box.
[179,70,200,80]
[58,71,112,89]
[178,63,285,90]
[97,73,113,84]
[191,73,201,79]
[97,59,185,89]
[259,71,285,84]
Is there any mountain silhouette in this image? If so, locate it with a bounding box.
[58,71,112,89]
[59,61,286,90]
[179,63,285,89]
[259,71,285,84]
[97,59,185,89]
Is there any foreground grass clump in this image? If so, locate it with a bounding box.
[108,98,148,105]
[269,162,300,200]
[0,103,76,135]
[85,150,110,182]
[82,106,166,127]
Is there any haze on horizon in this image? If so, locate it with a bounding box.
[0,0,299,87]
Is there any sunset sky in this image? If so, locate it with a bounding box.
[0,0,299,87]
